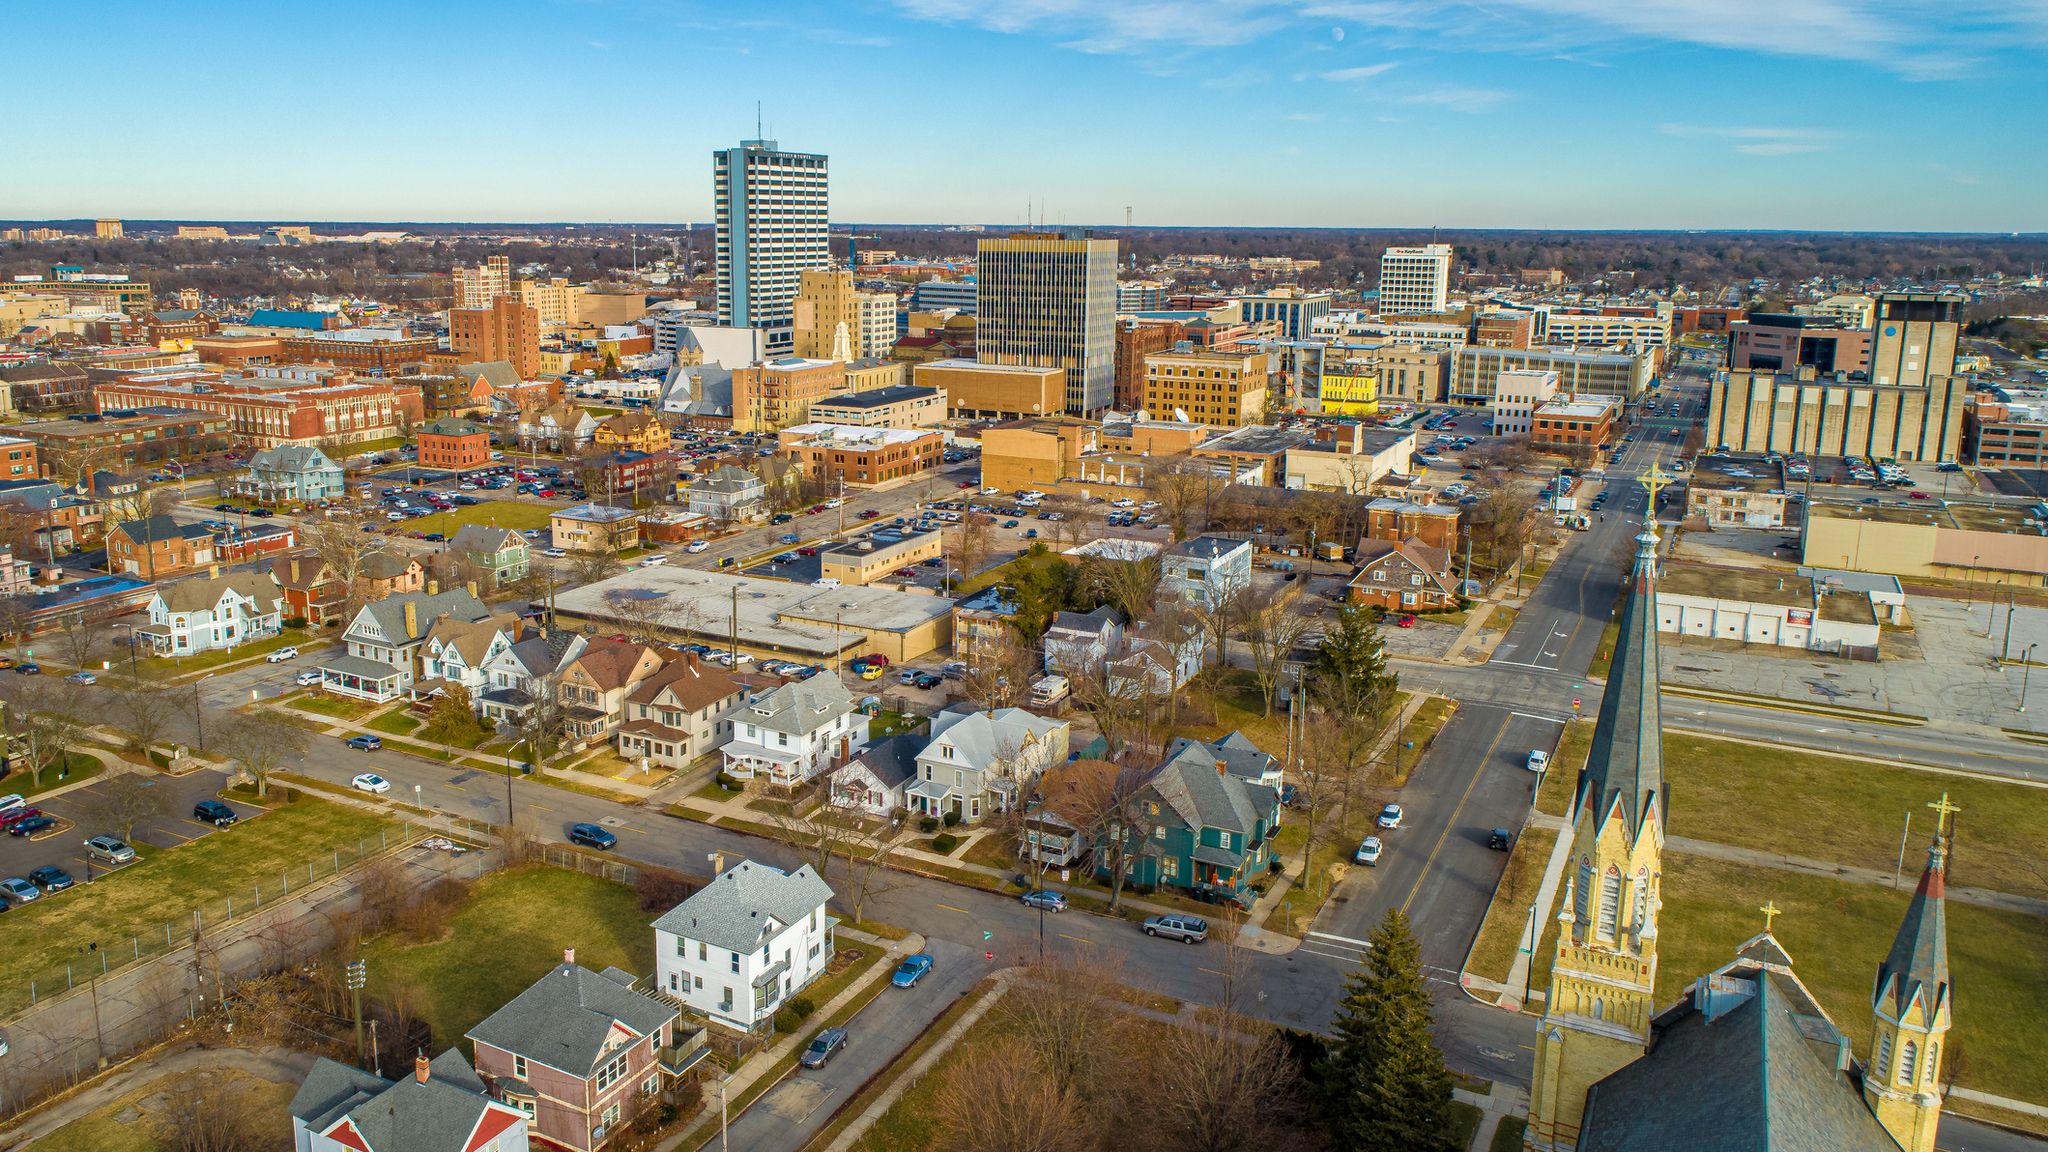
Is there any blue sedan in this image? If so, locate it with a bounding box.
[892,953,935,988]
[568,823,617,850]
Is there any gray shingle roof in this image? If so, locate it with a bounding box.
[838,733,922,789]
[1581,533,1664,834]
[114,515,212,545]
[354,588,489,645]
[739,673,854,737]
[925,707,1063,769]
[290,1050,501,1152]
[247,445,339,475]
[1578,968,1899,1152]
[156,570,281,615]
[1163,731,1276,783]
[466,962,678,1078]
[449,524,520,555]
[1876,841,1949,1022]
[1148,742,1276,836]
[651,860,835,955]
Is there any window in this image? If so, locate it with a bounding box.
[513,1055,527,1080]
[596,1053,629,1092]
[1154,825,1167,841]
[693,975,703,990]
[1925,1042,1938,1084]
[644,1073,660,1095]
[1900,1040,1918,1085]
[1632,870,1649,931]
[730,951,740,973]
[601,1102,622,1128]
[698,941,707,961]
[1162,856,1179,880]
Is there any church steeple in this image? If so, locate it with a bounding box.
[1527,465,1672,1152]
[1864,800,1954,1152]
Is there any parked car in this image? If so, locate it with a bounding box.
[0,806,42,828]
[266,646,301,663]
[12,663,39,675]
[1354,836,1383,866]
[892,953,935,988]
[1487,828,1513,851]
[1020,889,1068,912]
[1141,914,1209,943]
[1376,803,1405,829]
[65,670,96,685]
[27,865,74,892]
[351,772,391,794]
[799,1026,849,1069]
[8,816,55,838]
[912,673,942,689]
[193,800,238,827]
[568,823,617,850]
[345,735,383,752]
[1527,749,1549,773]
[84,835,136,864]
[295,670,322,687]
[1391,614,1415,628]
[0,877,39,904]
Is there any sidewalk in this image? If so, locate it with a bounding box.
[1490,813,1577,1012]
[1460,1082,1531,1152]
[1665,836,2048,917]
[821,971,1014,1152]
[659,928,922,1152]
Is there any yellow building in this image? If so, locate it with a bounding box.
[843,358,909,394]
[518,277,585,328]
[1318,371,1379,417]
[592,411,668,454]
[915,359,1065,420]
[94,218,124,240]
[818,527,944,585]
[1141,345,1268,426]
[731,356,847,433]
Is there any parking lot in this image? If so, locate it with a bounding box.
[0,767,253,892]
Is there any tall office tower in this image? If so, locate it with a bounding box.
[713,138,831,349]
[452,255,512,311]
[976,229,1118,415]
[450,294,541,378]
[792,268,893,360]
[1869,292,1963,390]
[857,292,897,359]
[1378,244,1454,316]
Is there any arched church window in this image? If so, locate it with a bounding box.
[1598,867,1622,939]
[1900,1040,1919,1085]
[1876,1031,1892,1077]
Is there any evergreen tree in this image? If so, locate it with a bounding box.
[1319,908,1459,1152]
[1308,604,1399,724]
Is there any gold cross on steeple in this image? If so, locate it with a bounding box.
[1760,900,1783,933]
[1928,792,1962,840]
[1638,462,1673,507]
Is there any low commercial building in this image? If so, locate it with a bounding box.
[1802,498,2048,589]
[775,423,942,489]
[1656,561,1886,658]
[1686,469,1795,529]
[979,417,1099,492]
[817,527,944,585]
[553,567,954,663]
[807,384,946,428]
[1490,369,1560,436]
[1530,394,1621,447]
[550,504,641,553]
[1964,391,2048,467]
[914,359,1065,420]
[1705,367,1965,462]
[1282,423,1416,492]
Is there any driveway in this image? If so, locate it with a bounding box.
[716,939,991,1152]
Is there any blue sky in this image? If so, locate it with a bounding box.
[10,0,2044,230]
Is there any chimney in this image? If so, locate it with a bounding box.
[290,557,300,584]
[404,600,418,638]
[467,580,479,599]
[564,947,576,966]
[1218,758,1228,777]
[686,651,700,673]
[428,577,439,596]
[415,1053,431,1083]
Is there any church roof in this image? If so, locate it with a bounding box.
[1875,839,1949,1021]
[1580,519,1664,834]
[1578,968,1899,1152]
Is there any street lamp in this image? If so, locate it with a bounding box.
[2022,644,2039,715]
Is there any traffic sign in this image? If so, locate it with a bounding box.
[1571,698,1582,710]
[984,950,994,961]
[982,930,992,941]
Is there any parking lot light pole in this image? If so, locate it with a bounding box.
[2022,645,2039,714]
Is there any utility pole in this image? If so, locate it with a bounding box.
[347,960,368,1065]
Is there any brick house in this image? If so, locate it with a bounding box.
[290,1050,529,1152]
[467,953,682,1152]
[587,449,676,502]
[615,652,748,769]
[107,515,215,578]
[271,552,349,623]
[0,435,38,481]
[417,417,491,471]
[1347,537,1458,611]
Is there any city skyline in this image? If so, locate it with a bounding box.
[7,0,2045,231]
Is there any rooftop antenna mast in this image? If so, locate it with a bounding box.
[755,101,763,139]
[1126,206,1132,227]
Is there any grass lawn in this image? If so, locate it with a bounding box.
[1588,608,1624,680]
[1463,825,1560,984]
[693,780,744,803]
[868,709,927,740]
[381,737,459,762]
[1537,719,1592,818]
[361,864,652,1047]
[1483,605,1520,634]
[1179,667,1297,755]
[33,1069,295,1152]
[961,833,1016,871]
[1392,696,1458,784]
[415,500,556,534]
[140,629,311,675]
[951,546,1066,598]
[1491,1116,1529,1152]
[367,710,423,736]
[0,798,392,1016]
[1449,1100,1485,1150]
[334,435,408,459]
[1658,853,2048,1103]
[1662,734,2048,901]
[1264,789,1389,936]
[289,694,380,721]
[12,751,107,797]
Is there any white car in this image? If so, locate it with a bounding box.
[1376,803,1405,830]
[295,670,322,687]
[981,486,1002,495]
[640,555,668,567]
[812,577,841,588]
[266,646,300,663]
[1527,749,1550,773]
[824,497,845,508]
[1139,500,1161,510]
[1110,498,1136,508]
[541,548,566,558]
[1354,837,1383,866]
[686,540,709,553]
[458,483,478,491]
[351,773,391,795]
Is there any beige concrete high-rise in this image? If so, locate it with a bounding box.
[518,277,585,328]
[1870,292,1963,391]
[453,255,512,311]
[1378,243,1453,316]
[792,269,893,360]
[976,229,1118,415]
[94,218,124,240]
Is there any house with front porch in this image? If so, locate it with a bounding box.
[679,465,767,524]
[290,1049,528,1152]
[1347,537,1457,612]
[522,403,597,453]
[466,951,681,1152]
[320,588,491,702]
[1042,606,1123,676]
[234,444,344,505]
[1105,615,1207,699]
[906,707,1069,824]
[826,733,921,818]
[418,611,523,701]
[134,570,284,657]
[721,674,865,787]
[449,524,531,587]
[615,653,748,769]
[478,630,585,727]
[556,640,665,745]
[1104,739,1281,909]
[650,860,836,1034]
[1021,757,1127,869]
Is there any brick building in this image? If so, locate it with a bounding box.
[1530,394,1621,448]
[776,423,943,489]
[91,371,402,449]
[451,295,541,378]
[1,363,91,410]
[12,407,233,475]
[190,334,284,368]
[278,329,440,375]
[0,436,38,482]
[417,417,491,471]
[107,515,216,578]
[731,356,847,432]
[1114,318,1185,411]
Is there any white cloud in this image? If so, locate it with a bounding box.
[1660,123,1841,155]
[1400,86,1512,112]
[1320,62,1398,80]
[893,0,1292,51]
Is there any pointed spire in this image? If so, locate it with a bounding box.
[1875,834,1949,1020]
[1579,466,1668,835]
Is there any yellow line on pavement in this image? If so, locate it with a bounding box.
[1402,712,1508,916]
[936,903,970,914]
[1058,933,1093,945]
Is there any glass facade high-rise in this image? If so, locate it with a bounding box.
[713,139,830,350]
[975,230,1117,415]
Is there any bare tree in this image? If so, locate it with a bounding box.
[57,611,95,669]
[1191,585,1246,669]
[1147,454,1213,542]
[5,678,89,790]
[92,773,165,841]
[961,626,1036,712]
[214,711,310,798]
[995,953,1134,1095]
[949,514,993,582]
[1080,554,1160,622]
[161,1081,263,1152]
[570,534,626,584]
[931,1034,1096,1152]
[1147,972,1301,1152]
[114,678,180,755]
[1241,588,1314,718]
[835,818,899,926]
[514,673,571,767]
[1052,757,1159,913]
[1066,663,1150,762]
[1132,600,1209,726]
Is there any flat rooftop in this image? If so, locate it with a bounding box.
[553,567,953,655]
[1689,467,1785,494]
[1196,425,1308,456]
[1660,563,1870,624]
[819,527,941,559]
[1810,498,2048,535]
[812,385,940,409]
[921,358,1059,375]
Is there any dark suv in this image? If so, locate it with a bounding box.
[194,800,238,827]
